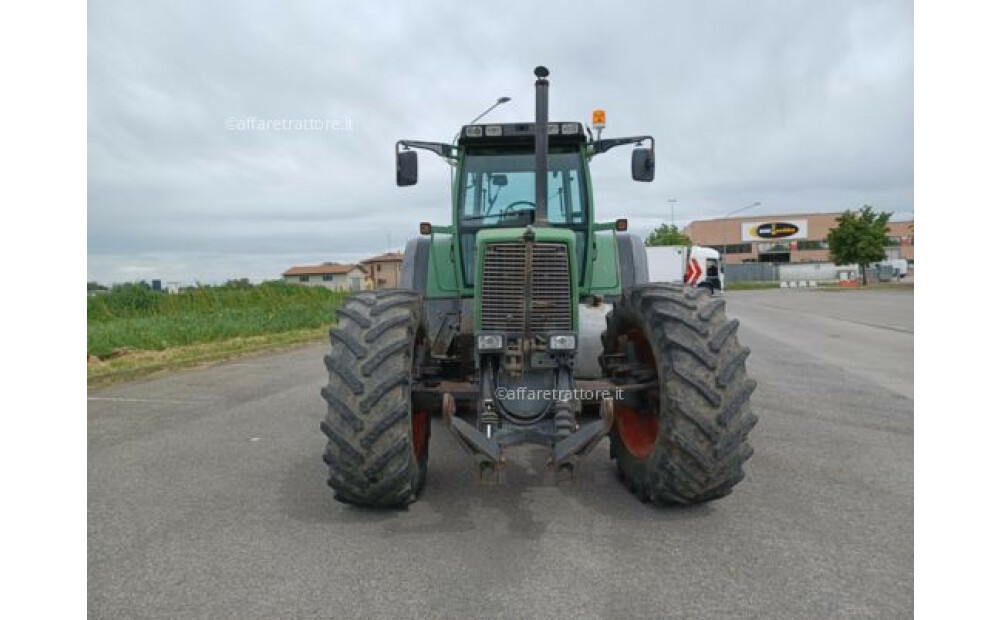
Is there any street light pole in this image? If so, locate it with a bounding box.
[450,96,513,185]
[722,201,761,266]
[668,198,677,228]
[452,97,512,143]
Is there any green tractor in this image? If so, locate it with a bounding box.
[320,67,757,507]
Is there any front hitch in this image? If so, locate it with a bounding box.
[441,393,616,484]
[442,393,504,484]
[552,396,615,466]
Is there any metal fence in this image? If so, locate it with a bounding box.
[724,263,778,283]
[724,261,874,283]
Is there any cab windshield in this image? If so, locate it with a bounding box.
[459,149,588,226]
[457,148,588,285]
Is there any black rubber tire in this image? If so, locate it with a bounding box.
[603,283,757,505]
[320,289,430,507]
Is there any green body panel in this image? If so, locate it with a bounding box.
[425,228,461,297]
[472,227,580,331]
[588,231,622,295]
[421,144,624,303]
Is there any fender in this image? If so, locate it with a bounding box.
[401,237,431,293]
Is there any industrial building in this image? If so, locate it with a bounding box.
[684,212,914,265]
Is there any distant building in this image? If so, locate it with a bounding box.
[282,262,367,291]
[361,251,404,289]
[684,212,914,265]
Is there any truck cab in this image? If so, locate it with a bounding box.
[690,246,724,293]
[645,245,724,293]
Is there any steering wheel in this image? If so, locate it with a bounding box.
[502,200,536,218]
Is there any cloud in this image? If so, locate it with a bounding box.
[88,0,913,283]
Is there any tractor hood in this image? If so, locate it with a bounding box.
[475,225,577,248]
[473,226,579,333]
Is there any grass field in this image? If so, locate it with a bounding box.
[88,282,346,384]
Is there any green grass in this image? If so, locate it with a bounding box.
[88,281,347,360]
[87,327,331,388]
[725,281,781,291]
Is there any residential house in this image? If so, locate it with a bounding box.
[282,262,367,291]
[361,251,404,289]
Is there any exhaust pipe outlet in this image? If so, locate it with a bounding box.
[534,66,549,225]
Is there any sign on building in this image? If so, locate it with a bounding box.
[740,219,809,242]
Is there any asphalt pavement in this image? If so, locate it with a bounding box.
[88,287,913,619]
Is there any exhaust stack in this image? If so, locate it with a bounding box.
[533,66,549,225]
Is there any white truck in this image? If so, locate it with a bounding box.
[645,245,724,293]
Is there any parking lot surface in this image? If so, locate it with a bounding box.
[89,288,913,619]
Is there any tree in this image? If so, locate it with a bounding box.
[222,278,253,289]
[645,223,691,247]
[826,205,891,285]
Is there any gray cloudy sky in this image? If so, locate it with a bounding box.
[88,0,913,284]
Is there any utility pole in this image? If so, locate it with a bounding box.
[668,198,677,228]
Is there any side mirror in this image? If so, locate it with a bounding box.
[631,147,655,182]
[397,150,418,186]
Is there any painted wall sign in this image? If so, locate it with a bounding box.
[741,219,809,242]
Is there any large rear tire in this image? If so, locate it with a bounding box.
[603,283,757,505]
[320,290,430,507]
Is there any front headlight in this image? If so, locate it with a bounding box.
[548,334,576,350]
[476,334,504,351]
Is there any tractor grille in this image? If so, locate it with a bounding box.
[481,242,572,332]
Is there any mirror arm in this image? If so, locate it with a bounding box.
[591,135,654,155]
[396,140,458,161]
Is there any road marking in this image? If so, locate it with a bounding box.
[87,396,209,405]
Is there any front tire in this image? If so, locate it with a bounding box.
[603,283,757,505]
[320,290,430,507]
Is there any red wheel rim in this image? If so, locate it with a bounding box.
[411,410,429,458]
[409,328,429,460]
[615,403,658,460]
[615,327,659,460]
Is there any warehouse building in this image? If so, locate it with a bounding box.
[684,212,914,265]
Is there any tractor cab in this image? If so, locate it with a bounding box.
[455,122,590,286]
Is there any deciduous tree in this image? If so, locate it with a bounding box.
[645,223,691,247]
[827,205,891,285]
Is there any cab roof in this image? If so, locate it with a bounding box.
[457,122,586,147]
